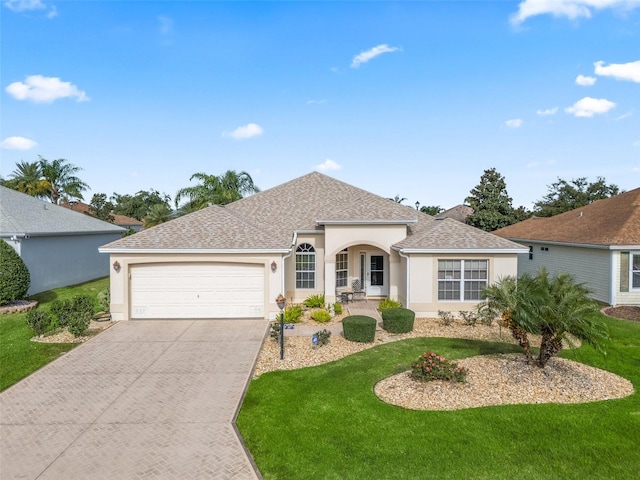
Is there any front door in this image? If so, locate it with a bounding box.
[360,252,386,296]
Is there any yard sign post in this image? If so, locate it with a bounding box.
[276,294,286,360]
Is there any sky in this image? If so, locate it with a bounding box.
[1,0,639,211]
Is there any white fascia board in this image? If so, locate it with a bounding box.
[294,229,323,235]
[504,238,619,250]
[317,219,417,226]
[98,248,292,254]
[609,245,640,251]
[3,229,125,237]
[396,248,530,254]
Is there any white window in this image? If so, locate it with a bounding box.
[632,253,640,290]
[296,243,315,289]
[438,259,488,301]
[336,250,348,288]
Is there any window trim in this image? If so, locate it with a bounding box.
[336,249,348,288]
[295,243,316,289]
[437,259,488,302]
[631,253,640,291]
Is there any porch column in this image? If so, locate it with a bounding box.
[325,260,337,303]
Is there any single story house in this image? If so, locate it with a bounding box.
[62,201,144,232]
[0,186,125,295]
[494,188,640,306]
[99,172,527,321]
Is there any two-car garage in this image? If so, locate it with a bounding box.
[129,263,265,319]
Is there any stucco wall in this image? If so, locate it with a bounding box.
[15,233,121,295]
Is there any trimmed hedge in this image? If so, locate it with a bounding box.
[342,315,377,343]
[381,307,415,334]
[0,240,30,306]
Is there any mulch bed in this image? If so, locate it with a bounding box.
[602,306,640,322]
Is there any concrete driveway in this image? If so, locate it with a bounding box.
[0,319,268,479]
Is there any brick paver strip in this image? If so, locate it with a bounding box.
[0,319,268,479]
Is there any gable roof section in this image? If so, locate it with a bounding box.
[493,188,640,247]
[0,187,125,236]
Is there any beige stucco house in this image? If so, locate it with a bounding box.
[494,187,640,306]
[100,172,527,320]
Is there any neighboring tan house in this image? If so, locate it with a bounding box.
[0,187,125,295]
[100,172,526,321]
[436,205,473,223]
[62,200,144,232]
[494,188,640,306]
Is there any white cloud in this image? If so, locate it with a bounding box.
[223,123,264,140]
[505,119,523,128]
[351,44,399,68]
[5,75,89,103]
[510,0,640,25]
[576,74,597,86]
[5,0,57,17]
[536,107,559,116]
[565,96,616,117]
[1,136,38,150]
[594,60,640,83]
[315,159,341,172]
[158,15,173,35]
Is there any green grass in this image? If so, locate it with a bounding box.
[237,315,640,480]
[0,277,108,391]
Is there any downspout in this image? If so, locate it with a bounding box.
[397,249,410,308]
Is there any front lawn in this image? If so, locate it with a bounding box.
[237,315,640,480]
[0,277,109,391]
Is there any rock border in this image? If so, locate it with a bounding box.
[0,300,38,315]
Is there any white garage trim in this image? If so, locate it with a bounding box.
[130,263,265,319]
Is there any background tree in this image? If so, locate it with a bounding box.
[465,168,530,232]
[89,193,115,223]
[38,156,89,204]
[533,177,620,217]
[175,170,260,211]
[420,205,444,216]
[389,195,407,204]
[111,189,172,221]
[1,161,49,198]
[143,203,173,228]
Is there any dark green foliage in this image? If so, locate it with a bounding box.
[111,189,172,221]
[378,298,402,311]
[465,167,531,232]
[419,205,444,216]
[174,170,260,212]
[38,156,89,204]
[381,307,415,333]
[534,177,620,217]
[410,351,468,383]
[49,299,72,327]
[67,294,94,337]
[303,294,325,308]
[284,304,303,323]
[342,315,377,343]
[97,288,110,312]
[310,309,331,323]
[0,240,30,305]
[26,309,52,336]
[88,193,115,222]
[314,329,331,347]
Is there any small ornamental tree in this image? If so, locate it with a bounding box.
[0,240,30,305]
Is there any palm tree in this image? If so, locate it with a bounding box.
[142,203,173,228]
[389,195,407,204]
[38,156,89,204]
[2,161,49,198]
[175,170,259,211]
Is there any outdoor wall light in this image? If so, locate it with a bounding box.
[271,261,277,272]
[112,261,121,272]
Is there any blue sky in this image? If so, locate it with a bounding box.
[2,0,639,210]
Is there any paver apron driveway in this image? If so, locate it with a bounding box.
[0,319,268,479]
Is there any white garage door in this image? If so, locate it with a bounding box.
[130,263,265,319]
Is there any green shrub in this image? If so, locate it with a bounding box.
[410,351,468,383]
[50,299,72,327]
[67,294,94,337]
[0,239,30,306]
[333,302,343,315]
[303,294,325,308]
[284,304,303,323]
[313,329,331,347]
[437,310,454,326]
[378,299,402,311]
[342,315,377,343]
[97,288,110,312]
[381,307,415,333]
[311,309,331,323]
[26,309,52,336]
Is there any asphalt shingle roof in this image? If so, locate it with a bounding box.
[494,188,640,246]
[101,172,524,252]
[0,187,125,236]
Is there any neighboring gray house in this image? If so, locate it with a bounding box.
[494,188,640,306]
[0,187,125,295]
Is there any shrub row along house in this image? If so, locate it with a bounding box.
[494,187,640,307]
[100,172,526,320]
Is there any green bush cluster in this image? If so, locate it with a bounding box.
[342,315,377,343]
[303,294,325,308]
[311,309,332,323]
[378,299,402,311]
[314,329,331,347]
[26,310,52,336]
[284,304,303,323]
[31,294,96,337]
[0,240,30,306]
[381,308,415,333]
[410,351,468,383]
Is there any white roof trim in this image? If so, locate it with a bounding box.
[317,219,416,225]
[395,247,530,254]
[504,238,639,250]
[98,248,292,254]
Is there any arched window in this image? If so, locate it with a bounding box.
[296,243,316,289]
